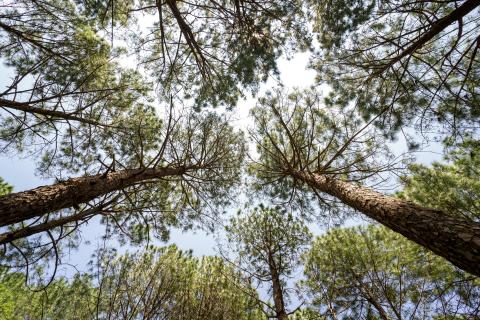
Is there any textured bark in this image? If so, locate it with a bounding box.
[0,167,187,227]
[268,253,288,320]
[375,0,480,75]
[0,197,117,244]
[294,172,480,276]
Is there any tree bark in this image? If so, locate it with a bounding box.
[268,253,288,320]
[0,197,118,244]
[0,166,187,227]
[294,172,480,276]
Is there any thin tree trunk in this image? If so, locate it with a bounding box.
[164,0,210,79]
[364,295,390,320]
[352,272,391,320]
[374,0,480,75]
[0,98,106,126]
[0,166,188,227]
[268,253,288,320]
[294,171,480,276]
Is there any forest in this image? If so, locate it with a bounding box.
[0,0,479,319]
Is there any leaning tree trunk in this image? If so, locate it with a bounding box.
[294,171,480,277]
[0,197,117,245]
[0,166,188,227]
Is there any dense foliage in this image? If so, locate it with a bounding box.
[309,0,480,139]
[0,178,11,196]
[0,0,479,318]
[399,139,480,221]
[303,225,480,319]
[0,246,264,319]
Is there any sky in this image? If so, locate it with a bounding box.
[0,49,444,272]
[0,51,320,268]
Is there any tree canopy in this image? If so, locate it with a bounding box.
[303,225,480,319]
[0,0,479,318]
[0,245,264,319]
[398,139,480,221]
[309,0,480,139]
[225,205,312,319]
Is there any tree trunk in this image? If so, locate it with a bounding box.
[364,295,390,320]
[0,197,118,244]
[294,172,480,276]
[0,98,105,126]
[0,166,187,227]
[268,253,288,320]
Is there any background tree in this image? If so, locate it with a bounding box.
[309,0,480,139]
[0,269,95,320]
[250,88,480,276]
[0,177,12,196]
[398,138,480,221]
[289,309,324,320]
[94,245,263,320]
[0,245,264,319]
[303,225,480,319]
[224,205,312,319]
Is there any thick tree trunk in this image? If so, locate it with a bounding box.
[268,253,288,320]
[0,167,187,227]
[0,196,118,244]
[294,172,480,276]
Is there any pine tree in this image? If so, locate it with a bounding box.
[225,205,312,319]
[250,89,480,276]
[303,225,480,319]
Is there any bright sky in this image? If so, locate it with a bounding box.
[0,42,448,312]
[0,49,444,272]
[0,51,319,269]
